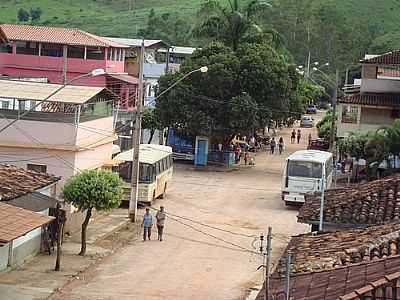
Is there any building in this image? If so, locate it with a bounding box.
[256,223,400,300]
[0,24,138,110]
[297,174,400,231]
[0,79,117,231]
[158,46,198,73]
[337,50,400,138]
[0,164,59,271]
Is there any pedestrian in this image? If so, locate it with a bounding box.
[234,144,241,164]
[297,129,301,144]
[278,137,284,154]
[155,206,166,241]
[142,208,153,241]
[308,133,312,146]
[291,129,296,144]
[244,151,249,165]
[270,137,276,154]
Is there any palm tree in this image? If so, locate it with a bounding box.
[195,0,280,51]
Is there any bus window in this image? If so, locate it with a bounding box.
[287,161,322,178]
[169,155,173,166]
[139,163,153,183]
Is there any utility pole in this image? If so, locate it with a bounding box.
[306,25,311,78]
[129,39,145,222]
[284,250,291,300]
[318,177,325,231]
[265,227,272,300]
[62,45,68,84]
[329,70,339,152]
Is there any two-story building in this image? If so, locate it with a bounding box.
[337,50,400,137]
[0,24,138,110]
[0,79,117,231]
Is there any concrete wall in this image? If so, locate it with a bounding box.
[0,243,10,271]
[12,228,42,267]
[361,78,400,93]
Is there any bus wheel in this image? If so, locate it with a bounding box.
[160,184,167,199]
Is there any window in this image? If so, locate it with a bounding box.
[325,157,333,177]
[87,47,104,60]
[41,43,63,57]
[139,163,153,183]
[27,164,47,173]
[18,100,26,111]
[0,42,12,53]
[16,41,39,55]
[67,45,85,59]
[287,161,322,178]
[341,105,358,124]
[1,101,9,109]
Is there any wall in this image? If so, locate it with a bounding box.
[361,78,400,93]
[76,117,114,147]
[0,243,10,271]
[362,65,377,79]
[11,227,42,267]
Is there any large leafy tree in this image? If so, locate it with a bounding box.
[142,107,161,144]
[63,170,123,256]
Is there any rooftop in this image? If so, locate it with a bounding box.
[0,164,59,201]
[158,46,198,55]
[361,50,400,65]
[114,144,172,165]
[7,192,58,212]
[104,37,168,49]
[339,92,400,108]
[0,202,54,246]
[286,150,332,163]
[298,174,400,225]
[0,24,127,48]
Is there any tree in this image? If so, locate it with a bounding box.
[63,170,123,256]
[17,8,30,22]
[30,7,43,22]
[142,107,161,143]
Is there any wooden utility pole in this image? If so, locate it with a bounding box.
[55,203,66,271]
[329,70,339,152]
[265,227,272,300]
[284,250,292,300]
[129,39,145,222]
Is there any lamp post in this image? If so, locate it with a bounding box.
[0,68,106,134]
[128,39,208,222]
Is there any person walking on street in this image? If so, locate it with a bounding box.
[291,129,296,144]
[156,206,166,241]
[308,133,312,146]
[142,208,153,241]
[278,137,284,154]
[297,129,301,144]
[270,137,276,154]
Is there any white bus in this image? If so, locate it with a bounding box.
[114,144,173,204]
[282,150,333,205]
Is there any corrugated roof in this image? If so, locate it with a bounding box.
[7,192,57,212]
[361,50,400,65]
[0,24,127,48]
[104,37,168,48]
[0,164,59,201]
[0,202,54,245]
[0,79,105,104]
[298,174,400,225]
[158,46,198,55]
[339,93,400,107]
[114,144,172,165]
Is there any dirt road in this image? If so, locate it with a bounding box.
[50,115,322,300]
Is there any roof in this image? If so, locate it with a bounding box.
[286,150,332,163]
[0,202,54,246]
[7,192,58,212]
[107,74,139,85]
[114,144,172,164]
[0,24,127,48]
[339,92,400,108]
[298,174,400,225]
[104,37,168,49]
[158,46,198,55]
[361,50,400,65]
[257,255,400,300]
[0,164,59,201]
[0,79,105,104]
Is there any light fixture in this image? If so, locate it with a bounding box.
[298,65,304,69]
[313,67,318,71]
[90,68,106,77]
[200,66,208,73]
[314,62,319,66]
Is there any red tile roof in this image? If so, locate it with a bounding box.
[339,93,400,107]
[0,164,59,201]
[0,202,54,245]
[361,50,400,65]
[298,175,400,225]
[0,24,128,48]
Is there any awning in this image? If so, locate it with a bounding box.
[0,202,54,246]
[108,74,139,85]
[0,79,105,104]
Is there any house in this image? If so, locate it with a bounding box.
[158,46,198,73]
[0,79,118,231]
[337,50,400,138]
[297,174,400,231]
[256,223,400,300]
[0,24,138,110]
[0,164,60,271]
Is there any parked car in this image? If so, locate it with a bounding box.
[300,115,314,127]
[306,104,317,114]
[307,138,329,151]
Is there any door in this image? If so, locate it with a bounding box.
[195,137,208,166]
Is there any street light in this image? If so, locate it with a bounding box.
[0,68,106,134]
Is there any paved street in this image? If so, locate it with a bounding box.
[50,114,322,300]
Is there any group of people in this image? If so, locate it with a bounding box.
[291,129,302,144]
[269,137,285,155]
[142,206,166,241]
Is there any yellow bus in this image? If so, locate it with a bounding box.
[114,144,173,204]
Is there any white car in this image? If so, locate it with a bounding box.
[300,115,314,128]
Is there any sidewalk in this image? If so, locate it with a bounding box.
[0,208,137,300]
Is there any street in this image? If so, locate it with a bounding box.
[49,114,322,300]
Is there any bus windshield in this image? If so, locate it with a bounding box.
[287,160,322,178]
[139,163,154,183]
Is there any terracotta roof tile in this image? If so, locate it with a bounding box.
[0,202,53,244]
[0,164,59,201]
[298,175,400,225]
[362,50,400,65]
[339,93,400,107]
[0,24,127,48]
